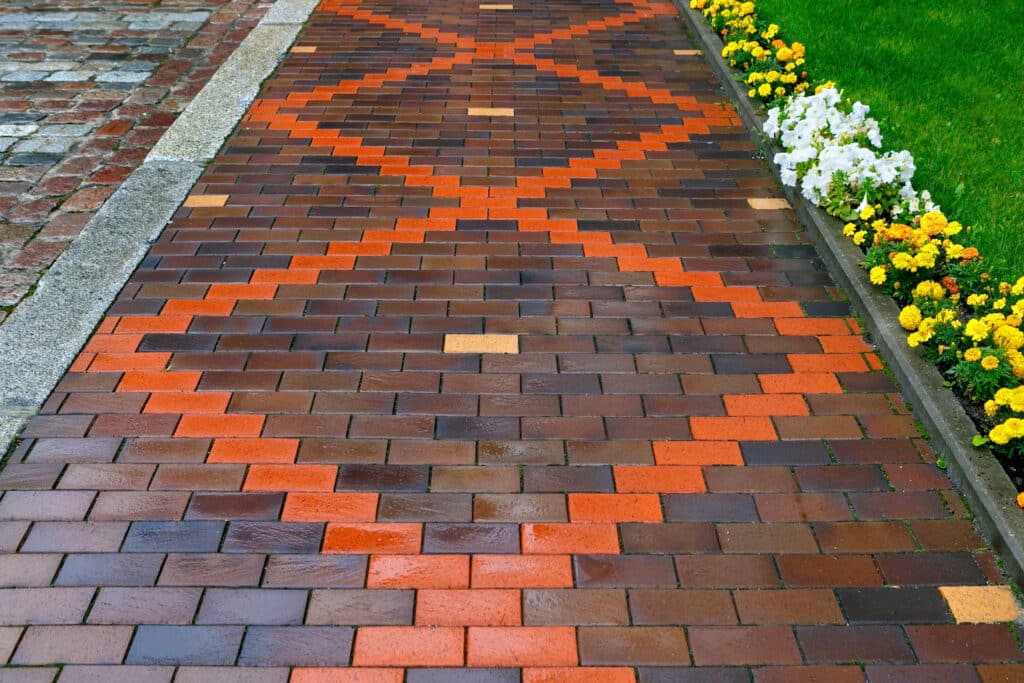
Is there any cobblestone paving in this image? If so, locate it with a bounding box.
[1,0,1024,680]
[0,0,270,322]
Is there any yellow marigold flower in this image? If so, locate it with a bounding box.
[906,332,922,348]
[945,243,964,259]
[919,211,947,235]
[991,424,1011,445]
[967,293,989,307]
[748,89,756,98]
[776,46,793,62]
[914,252,936,269]
[774,86,785,96]
[843,222,856,237]
[1008,315,1023,327]
[792,42,806,59]
[757,83,771,97]
[985,400,999,417]
[869,266,887,285]
[982,355,1000,371]
[859,205,876,221]
[852,230,867,246]
[1012,278,1024,296]
[964,347,983,362]
[1017,492,1024,509]
[898,305,922,331]
[912,281,944,300]
[890,252,916,271]
[964,319,990,343]
[994,325,1024,350]
[994,298,1007,310]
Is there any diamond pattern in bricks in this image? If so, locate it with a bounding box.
[0,0,1022,678]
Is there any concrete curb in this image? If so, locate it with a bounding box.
[0,0,321,458]
[676,1,1024,585]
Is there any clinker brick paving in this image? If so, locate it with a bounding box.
[2,0,1023,680]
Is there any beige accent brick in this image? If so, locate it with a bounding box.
[468,107,515,117]
[444,334,519,354]
[292,46,317,53]
[747,198,791,210]
[479,3,514,9]
[939,585,1020,623]
[183,195,228,208]
[674,49,701,56]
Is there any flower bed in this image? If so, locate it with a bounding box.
[691,0,1024,502]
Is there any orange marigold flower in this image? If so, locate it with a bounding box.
[942,276,959,294]
[1017,492,1024,509]
[962,247,980,260]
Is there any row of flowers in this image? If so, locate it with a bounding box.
[691,0,1024,498]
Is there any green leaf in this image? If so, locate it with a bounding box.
[972,435,989,447]
[935,458,948,470]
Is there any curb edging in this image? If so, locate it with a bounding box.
[675,1,1024,585]
[0,0,321,458]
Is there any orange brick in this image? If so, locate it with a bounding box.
[866,353,884,370]
[207,437,298,463]
[115,316,192,334]
[654,271,723,287]
[83,334,142,353]
[251,269,320,284]
[788,353,868,373]
[206,283,278,299]
[352,626,463,666]
[291,670,403,683]
[162,299,236,316]
[690,417,777,441]
[88,352,170,372]
[282,492,379,522]
[367,554,469,589]
[416,589,521,626]
[243,464,337,492]
[323,523,422,553]
[732,302,804,318]
[568,493,663,522]
[70,353,93,372]
[117,371,201,393]
[175,414,264,438]
[521,523,621,554]
[818,335,872,353]
[613,466,706,493]
[759,373,842,394]
[144,392,231,415]
[691,286,762,302]
[524,669,636,683]
[724,394,809,416]
[774,318,851,336]
[467,626,578,666]
[96,316,119,334]
[653,441,744,465]
[471,555,574,588]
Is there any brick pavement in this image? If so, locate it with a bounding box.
[1,0,1023,680]
[0,0,270,321]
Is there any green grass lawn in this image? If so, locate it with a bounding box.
[755,0,1024,280]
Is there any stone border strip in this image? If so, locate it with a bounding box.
[675,0,1024,585]
[0,0,322,457]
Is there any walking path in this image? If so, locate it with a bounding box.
[1,0,1023,680]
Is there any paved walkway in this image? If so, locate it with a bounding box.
[0,0,268,322]
[2,0,1023,680]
